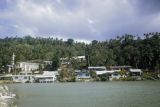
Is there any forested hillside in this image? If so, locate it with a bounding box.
[0,33,159,73]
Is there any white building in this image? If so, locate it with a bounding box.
[60,56,86,65]
[129,69,142,75]
[35,71,58,83]
[110,72,123,81]
[17,62,39,72]
[44,61,52,65]
[72,56,86,61]
[129,69,143,80]
[76,72,91,81]
[88,66,114,75]
[10,61,40,83]
[107,66,132,72]
[12,72,34,83]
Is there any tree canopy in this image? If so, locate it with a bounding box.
[0,33,159,73]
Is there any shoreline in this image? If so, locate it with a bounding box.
[1,79,160,84]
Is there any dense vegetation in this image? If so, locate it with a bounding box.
[0,33,159,73]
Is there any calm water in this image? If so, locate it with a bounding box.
[8,81,160,107]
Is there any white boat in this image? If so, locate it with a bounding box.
[0,93,16,99]
[0,85,16,99]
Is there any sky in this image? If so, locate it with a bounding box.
[0,0,160,42]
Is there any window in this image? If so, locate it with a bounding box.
[15,76,18,79]
[24,77,28,79]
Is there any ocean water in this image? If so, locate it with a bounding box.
[8,81,160,107]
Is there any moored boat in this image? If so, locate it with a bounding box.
[0,92,16,99]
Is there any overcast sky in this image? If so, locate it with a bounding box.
[0,0,160,42]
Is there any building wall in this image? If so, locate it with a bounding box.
[18,62,39,72]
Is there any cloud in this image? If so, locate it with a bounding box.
[130,0,160,15]
[0,0,160,41]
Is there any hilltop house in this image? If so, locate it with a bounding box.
[60,56,86,65]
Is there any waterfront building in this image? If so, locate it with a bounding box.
[76,72,91,81]
[12,71,34,83]
[129,69,142,76]
[88,66,114,75]
[34,71,58,83]
[10,61,40,83]
[110,72,123,81]
[107,66,132,72]
[129,69,143,80]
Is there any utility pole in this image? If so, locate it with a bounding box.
[12,53,16,75]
